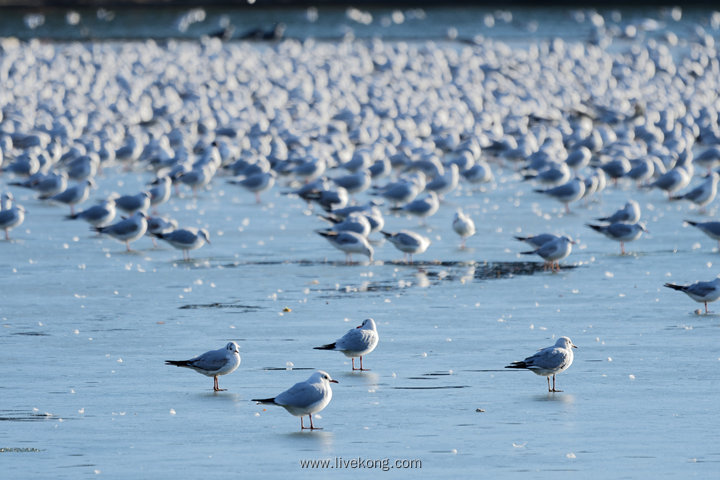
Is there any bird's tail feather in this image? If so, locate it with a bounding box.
[251,397,276,404]
[165,360,190,367]
[313,343,336,351]
[505,361,529,369]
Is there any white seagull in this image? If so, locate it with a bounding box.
[596,200,641,224]
[514,233,559,249]
[381,230,431,264]
[534,177,585,213]
[66,199,116,227]
[95,212,148,251]
[586,222,647,255]
[314,318,379,371]
[670,172,720,211]
[452,209,476,248]
[505,336,577,392]
[155,227,211,260]
[520,235,575,272]
[49,179,94,215]
[317,230,373,264]
[252,370,338,430]
[664,277,720,314]
[165,341,241,391]
[0,203,25,241]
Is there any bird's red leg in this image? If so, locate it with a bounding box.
[547,377,551,392]
[352,358,357,370]
[300,417,306,430]
[309,414,322,430]
[705,302,709,314]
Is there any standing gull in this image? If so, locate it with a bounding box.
[586,222,647,255]
[596,200,641,224]
[505,337,577,392]
[314,318,379,371]
[381,230,431,264]
[317,230,373,264]
[252,370,338,430]
[452,209,476,248]
[66,199,116,228]
[165,341,241,391]
[520,235,575,272]
[664,277,720,314]
[533,177,585,214]
[0,203,25,241]
[49,179,94,215]
[155,227,210,261]
[95,212,148,251]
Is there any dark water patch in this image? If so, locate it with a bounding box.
[0,447,42,453]
[179,302,261,311]
[0,410,55,422]
[392,385,469,390]
[11,331,50,336]
[262,367,314,371]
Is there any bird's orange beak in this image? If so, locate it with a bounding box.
[330,379,339,383]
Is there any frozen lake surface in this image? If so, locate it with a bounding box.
[1,6,720,479]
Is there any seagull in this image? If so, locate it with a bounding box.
[155,227,211,260]
[685,219,720,250]
[49,179,94,215]
[586,222,647,255]
[317,230,373,264]
[314,318,379,371]
[534,177,585,213]
[664,277,720,314]
[66,199,116,227]
[228,171,276,204]
[505,336,577,392]
[331,169,372,195]
[670,172,720,210]
[390,191,439,223]
[0,204,25,240]
[425,163,459,196]
[10,171,67,199]
[520,235,575,272]
[318,212,372,237]
[165,341,241,391]
[95,212,148,251]
[452,209,476,248]
[514,233,559,249]
[148,175,172,212]
[381,230,431,264]
[596,200,641,224]
[252,370,338,430]
[113,191,151,215]
[644,164,692,198]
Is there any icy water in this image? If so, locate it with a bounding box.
[2,5,720,480]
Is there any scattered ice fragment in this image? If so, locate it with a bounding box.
[566,452,576,459]
[605,271,614,278]
[286,361,294,370]
[629,374,636,380]
[169,409,176,415]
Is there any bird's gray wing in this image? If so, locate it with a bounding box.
[274,381,323,408]
[188,349,228,371]
[526,347,567,370]
[687,281,718,296]
[106,219,139,235]
[165,229,197,243]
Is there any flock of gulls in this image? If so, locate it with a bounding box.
[2,8,720,429]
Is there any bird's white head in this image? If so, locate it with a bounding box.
[226,341,240,354]
[357,318,377,330]
[312,370,338,384]
[200,229,211,243]
[556,336,577,349]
